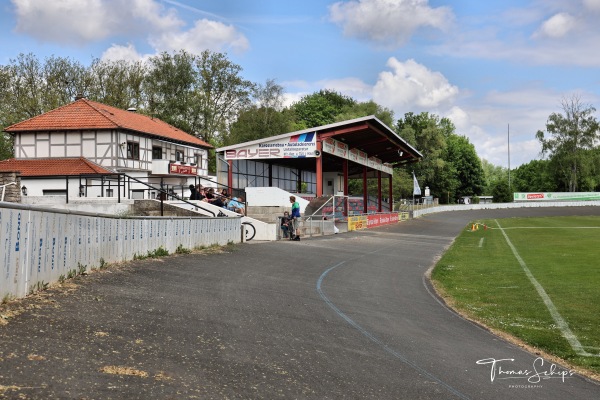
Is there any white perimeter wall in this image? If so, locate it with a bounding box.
[0,203,242,300]
[413,201,600,218]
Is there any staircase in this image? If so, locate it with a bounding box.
[245,205,288,223]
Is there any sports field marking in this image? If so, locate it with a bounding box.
[478,238,484,248]
[494,219,598,357]
[487,226,600,230]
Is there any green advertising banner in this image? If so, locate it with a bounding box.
[514,192,600,201]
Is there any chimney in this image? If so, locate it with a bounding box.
[74,93,85,100]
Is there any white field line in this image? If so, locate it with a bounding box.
[478,238,484,248]
[493,226,600,229]
[494,219,598,357]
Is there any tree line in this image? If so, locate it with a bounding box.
[1,52,599,203]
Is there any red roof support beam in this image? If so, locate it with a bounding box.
[316,140,323,197]
[317,123,370,140]
[388,174,393,213]
[377,170,382,212]
[343,158,349,218]
[363,166,368,214]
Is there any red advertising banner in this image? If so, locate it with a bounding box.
[169,163,198,175]
[366,213,400,228]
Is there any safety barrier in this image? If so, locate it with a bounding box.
[347,211,410,231]
[0,203,241,300]
[412,201,600,218]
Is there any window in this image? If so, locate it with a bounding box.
[175,150,184,162]
[152,146,162,160]
[194,153,202,166]
[127,141,140,160]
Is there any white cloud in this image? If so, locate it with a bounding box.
[372,58,459,111]
[11,0,183,44]
[101,44,146,62]
[533,12,577,39]
[149,19,249,54]
[11,0,248,56]
[12,0,111,44]
[329,0,453,47]
[317,78,373,101]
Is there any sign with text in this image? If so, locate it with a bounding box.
[169,163,198,175]
[513,192,600,201]
[224,132,316,160]
[347,212,401,231]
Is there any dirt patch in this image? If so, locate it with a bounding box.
[100,365,149,378]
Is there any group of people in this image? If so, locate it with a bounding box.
[188,184,245,214]
[281,195,301,241]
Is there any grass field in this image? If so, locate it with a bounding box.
[431,215,600,376]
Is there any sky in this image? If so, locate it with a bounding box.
[1,0,600,168]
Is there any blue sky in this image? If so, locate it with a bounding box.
[2,0,600,168]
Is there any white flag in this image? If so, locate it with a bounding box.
[412,172,421,196]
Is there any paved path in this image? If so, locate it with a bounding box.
[1,207,599,399]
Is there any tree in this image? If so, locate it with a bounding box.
[536,95,600,192]
[444,135,484,198]
[226,107,295,145]
[292,89,356,129]
[396,112,454,202]
[335,100,395,128]
[491,179,512,202]
[511,159,553,192]
[88,58,145,109]
[143,50,199,135]
[223,79,294,146]
[481,159,507,195]
[193,50,255,146]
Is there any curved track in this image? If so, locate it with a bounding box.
[0,207,599,399]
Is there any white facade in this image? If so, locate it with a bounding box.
[14,128,210,199]
[15,130,209,176]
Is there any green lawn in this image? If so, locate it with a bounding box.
[431,216,600,374]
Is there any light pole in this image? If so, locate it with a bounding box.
[508,123,511,192]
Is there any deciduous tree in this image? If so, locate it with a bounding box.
[536,95,600,192]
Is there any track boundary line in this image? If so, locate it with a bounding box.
[316,246,471,400]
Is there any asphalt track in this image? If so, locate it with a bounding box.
[1,206,600,399]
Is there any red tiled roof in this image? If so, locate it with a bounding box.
[4,98,212,149]
[0,157,113,177]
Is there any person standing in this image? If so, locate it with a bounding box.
[289,196,301,241]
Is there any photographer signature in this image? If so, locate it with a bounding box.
[476,357,575,383]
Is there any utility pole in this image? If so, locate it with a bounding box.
[508,123,511,192]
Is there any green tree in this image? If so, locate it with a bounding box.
[444,135,484,198]
[292,89,356,129]
[491,179,512,202]
[224,79,294,145]
[335,100,395,128]
[396,112,454,202]
[481,159,507,195]
[89,58,145,109]
[194,50,255,146]
[536,95,600,192]
[143,50,198,135]
[511,159,553,192]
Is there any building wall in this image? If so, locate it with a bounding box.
[14,130,209,176]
